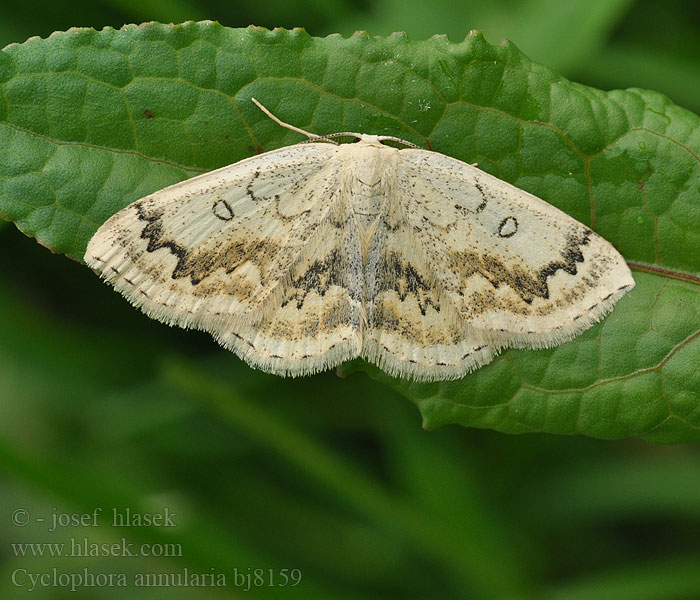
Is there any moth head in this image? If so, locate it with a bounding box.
[309,132,421,149]
[251,98,421,149]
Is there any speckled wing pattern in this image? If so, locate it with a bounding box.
[86,143,345,333]
[85,135,634,381]
[393,149,635,351]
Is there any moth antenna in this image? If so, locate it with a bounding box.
[251,98,317,140]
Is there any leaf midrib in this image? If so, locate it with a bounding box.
[629,263,700,285]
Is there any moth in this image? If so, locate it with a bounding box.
[85,99,634,380]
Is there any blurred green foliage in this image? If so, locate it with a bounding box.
[0,1,699,599]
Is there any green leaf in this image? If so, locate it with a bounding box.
[0,22,698,442]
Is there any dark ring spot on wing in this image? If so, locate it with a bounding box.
[497,216,518,238]
[212,199,234,221]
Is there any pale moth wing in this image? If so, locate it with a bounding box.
[85,142,343,334]
[85,99,634,381]
[216,213,365,377]
[393,150,635,350]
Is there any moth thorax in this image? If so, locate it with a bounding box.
[346,144,395,223]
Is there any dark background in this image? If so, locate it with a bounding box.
[1,1,699,598]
